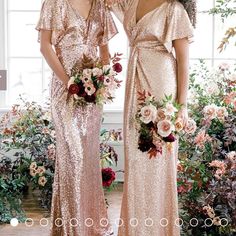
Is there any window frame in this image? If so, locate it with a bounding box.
[1,0,236,110]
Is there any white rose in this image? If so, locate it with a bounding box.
[108,68,117,76]
[67,76,75,89]
[92,68,103,77]
[103,65,110,73]
[83,69,92,78]
[206,82,220,95]
[140,104,157,124]
[229,74,236,82]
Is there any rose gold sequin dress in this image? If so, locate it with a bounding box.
[36,0,117,235]
[111,1,194,235]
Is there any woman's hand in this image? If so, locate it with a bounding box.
[177,106,188,128]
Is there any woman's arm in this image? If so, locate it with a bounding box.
[40,30,69,85]
[99,44,111,65]
[173,38,190,125]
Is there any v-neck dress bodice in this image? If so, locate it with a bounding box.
[111,1,194,235]
[36,0,117,75]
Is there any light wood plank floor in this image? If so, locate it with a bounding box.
[0,185,123,236]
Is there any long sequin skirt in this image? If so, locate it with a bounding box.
[49,77,113,236]
[118,48,180,236]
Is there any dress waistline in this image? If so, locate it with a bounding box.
[130,40,166,51]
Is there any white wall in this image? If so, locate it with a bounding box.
[0,0,6,107]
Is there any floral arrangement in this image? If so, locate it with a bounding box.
[100,129,120,190]
[100,128,123,142]
[67,54,122,106]
[0,98,119,223]
[0,155,27,223]
[136,91,196,159]
[178,61,236,236]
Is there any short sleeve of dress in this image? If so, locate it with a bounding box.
[35,0,65,46]
[162,1,194,53]
[98,1,118,46]
[110,1,128,23]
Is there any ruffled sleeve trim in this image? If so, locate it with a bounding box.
[162,1,194,53]
[98,0,118,46]
[35,0,65,45]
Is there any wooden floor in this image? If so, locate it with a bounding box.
[0,185,123,236]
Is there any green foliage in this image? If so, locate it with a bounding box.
[0,98,119,223]
[178,61,236,235]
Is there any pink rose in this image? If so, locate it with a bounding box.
[175,118,184,132]
[156,108,166,121]
[157,120,174,137]
[140,104,157,124]
[219,62,230,71]
[194,130,211,149]
[227,151,236,162]
[184,118,197,134]
[216,107,228,120]
[203,104,218,120]
[224,91,236,105]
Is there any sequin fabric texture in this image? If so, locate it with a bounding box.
[111,1,194,235]
[36,0,117,235]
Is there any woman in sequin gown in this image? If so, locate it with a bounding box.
[36,0,117,235]
[110,0,194,235]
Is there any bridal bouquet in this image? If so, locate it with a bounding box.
[136,90,197,159]
[67,54,122,106]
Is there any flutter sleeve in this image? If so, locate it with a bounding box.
[162,1,194,53]
[98,1,118,46]
[35,0,65,46]
[108,0,128,23]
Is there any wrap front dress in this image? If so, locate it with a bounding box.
[111,1,194,235]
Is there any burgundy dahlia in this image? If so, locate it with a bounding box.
[102,168,116,187]
[112,63,122,73]
[68,84,80,94]
[163,133,176,142]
